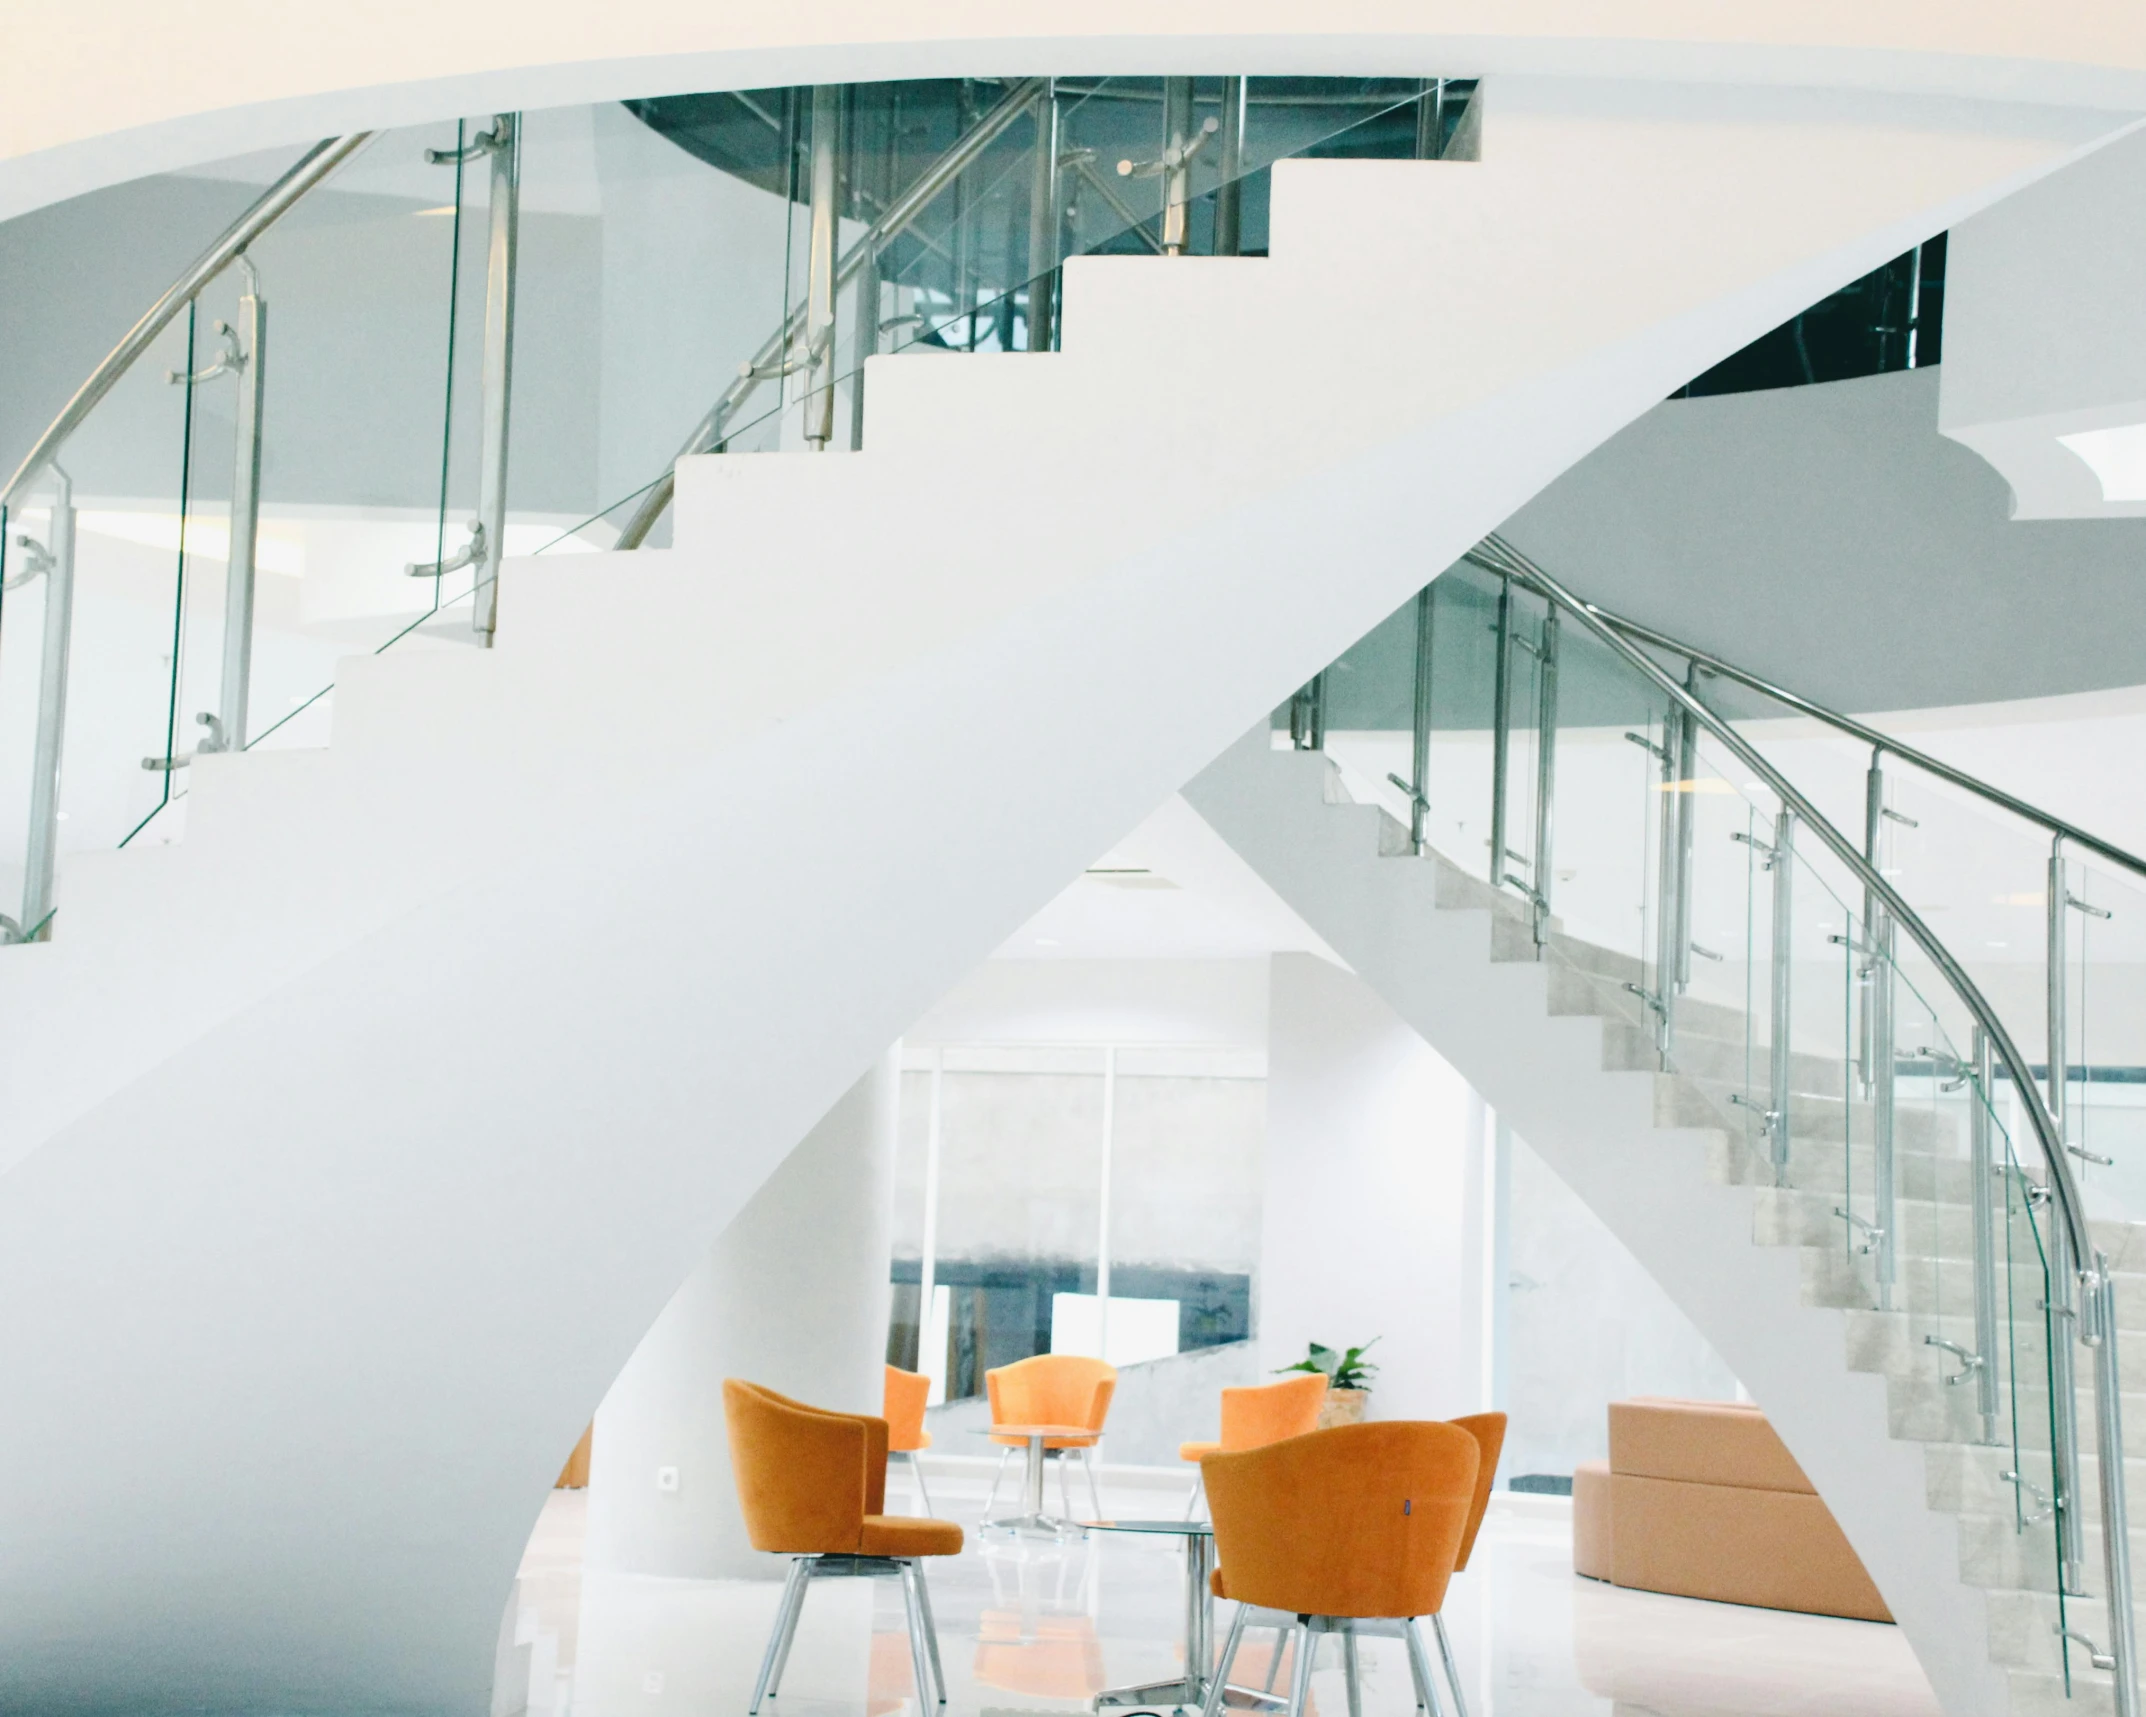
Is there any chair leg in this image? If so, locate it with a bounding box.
[1404,1618,1447,1717]
[911,1559,948,1705]
[1263,1622,1291,1693]
[1342,1625,1364,1717]
[1057,1450,1073,1520]
[1082,1446,1105,1520]
[911,1453,936,1518]
[1199,1604,1249,1717]
[1431,1613,1469,1717]
[899,1563,937,1711]
[982,1445,1013,1518]
[1287,1620,1317,1717]
[749,1558,810,1714]
[1181,1468,1205,1520]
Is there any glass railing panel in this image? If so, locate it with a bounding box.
[1420,557,1503,888]
[2055,853,2146,1226]
[3,296,203,899]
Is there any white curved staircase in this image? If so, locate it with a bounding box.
[0,75,2122,1715]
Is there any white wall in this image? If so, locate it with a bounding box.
[1942,124,2146,518]
[1502,1130,1741,1481]
[907,957,1271,1050]
[584,1056,896,1582]
[8,2,2146,224]
[1260,952,1488,1421]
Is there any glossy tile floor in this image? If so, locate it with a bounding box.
[512,1471,1940,1717]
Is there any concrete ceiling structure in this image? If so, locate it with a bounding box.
[1500,366,2146,714]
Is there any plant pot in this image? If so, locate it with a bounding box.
[1319,1388,1369,1429]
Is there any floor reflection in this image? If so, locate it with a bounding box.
[516,1477,1939,1717]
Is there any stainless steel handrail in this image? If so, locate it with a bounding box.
[1474,534,2145,1714]
[1562,587,2146,885]
[1468,535,2090,1264]
[0,134,373,510]
[614,78,1047,549]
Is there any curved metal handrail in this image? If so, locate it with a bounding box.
[1468,532,2092,1271]
[1,134,373,510]
[613,78,1047,550]
[1562,586,2146,885]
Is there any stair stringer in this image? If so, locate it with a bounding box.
[1184,732,2003,1717]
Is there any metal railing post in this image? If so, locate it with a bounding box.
[19,469,76,942]
[1408,583,1434,853]
[803,86,842,450]
[1213,77,1247,257]
[1674,673,1698,989]
[1160,78,1197,256]
[1769,811,1795,1182]
[2093,1256,2141,1716]
[2044,834,2092,1590]
[1862,757,1898,1311]
[472,113,519,644]
[1650,706,1683,1062]
[1417,79,1450,160]
[1288,676,1325,752]
[1026,82,1061,350]
[2050,835,2070,1148]
[1530,607,1559,950]
[1971,1027,2000,1446]
[216,264,265,751]
[1489,576,1513,895]
[2051,1219,2088,1597]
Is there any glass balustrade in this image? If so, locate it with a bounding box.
[0,75,1480,945]
[1288,540,2127,1701]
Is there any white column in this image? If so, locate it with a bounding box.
[584,1054,897,1580]
[1259,954,1485,1420]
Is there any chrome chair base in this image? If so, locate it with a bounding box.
[1201,1607,1457,1717]
[747,1554,946,1715]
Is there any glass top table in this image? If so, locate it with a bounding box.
[1079,1518,1282,1716]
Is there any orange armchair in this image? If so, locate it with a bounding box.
[1178,1372,1328,1517]
[883,1364,937,1517]
[1198,1421,1479,1717]
[982,1354,1115,1523]
[723,1379,963,1714]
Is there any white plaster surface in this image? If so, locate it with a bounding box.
[7,1,2146,223]
[583,1056,896,1582]
[1260,952,1489,1422]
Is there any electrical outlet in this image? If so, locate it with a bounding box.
[655,1466,679,1493]
[643,1670,665,1694]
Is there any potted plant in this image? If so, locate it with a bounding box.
[1278,1340,1380,1427]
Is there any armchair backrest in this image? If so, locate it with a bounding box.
[1205,1420,1478,1619]
[984,1354,1116,1432]
[1218,1372,1329,1450]
[722,1379,889,1554]
[1449,1411,1507,1570]
[883,1365,931,1453]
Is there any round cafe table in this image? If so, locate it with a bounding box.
[973,1423,1099,1535]
[1079,1518,1285,1716]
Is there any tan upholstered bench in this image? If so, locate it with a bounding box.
[1572,1397,1890,1622]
